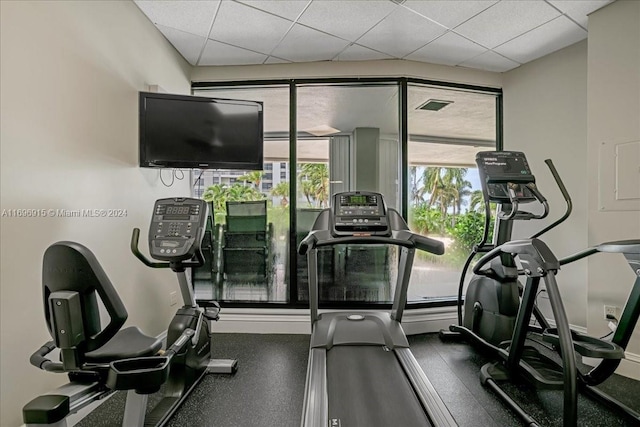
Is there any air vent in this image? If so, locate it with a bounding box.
[417,99,453,111]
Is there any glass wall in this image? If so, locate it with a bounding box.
[406,84,498,303]
[191,86,290,303]
[295,83,400,304]
[189,78,501,308]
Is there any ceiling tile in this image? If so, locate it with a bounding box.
[199,39,268,66]
[271,24,351,62]
[455,0,561,48]
[335,44,394,61]
[356,6,447,58]
[298,0,398,42]
[406,31,487,66]
[209,1,292,55]
[402,0,498,29]
[134,0,219,38]
[156,24,206,65]
[548,0,613,28]
[494,15,586,64]
[459,51,520,72]
[236,0,310,21]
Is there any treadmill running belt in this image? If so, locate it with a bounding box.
[326,346,433,427]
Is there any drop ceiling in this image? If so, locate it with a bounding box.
[135,0,612,73]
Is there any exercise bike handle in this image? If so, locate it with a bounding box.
[130,228,206,269]
[131,228,171,268]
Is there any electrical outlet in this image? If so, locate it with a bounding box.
[170,291,178,306]
[604,305,618,319]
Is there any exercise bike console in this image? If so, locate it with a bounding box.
[149,198,207,262]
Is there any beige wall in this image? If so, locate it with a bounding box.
[192,58,503,88]
[0,1,192,426]
[503,40,589,327]
[503,0,640,379]
[586,0,640,376]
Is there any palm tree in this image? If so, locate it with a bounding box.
[469,190,485,213]
[236,170,264,189]
[203,184,227,213]
[410,166,425,205]
[271,182,290,207]
[227,183,263,201]
[298,163,329,208]
[421,167,444,208]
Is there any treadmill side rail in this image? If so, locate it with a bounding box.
[301,348,328,427]
[396,348,457,427]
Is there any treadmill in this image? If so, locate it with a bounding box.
[298,191,457,427]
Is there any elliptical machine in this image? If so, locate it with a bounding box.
[440,151,640,426]
[23,197,237,427]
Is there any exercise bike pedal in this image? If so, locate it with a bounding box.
[199,300,221,321]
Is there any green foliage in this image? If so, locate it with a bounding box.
[298,163,329,208]
[449,211,493,253]
[270,182,290,207]
[409,205,443,235]
[202,183,265,224]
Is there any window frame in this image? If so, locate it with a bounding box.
[191,77,503,309]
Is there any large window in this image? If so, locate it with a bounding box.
[406,84,498,303]
[189,79,501,307]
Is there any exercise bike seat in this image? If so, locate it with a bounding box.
[84,326,162,363]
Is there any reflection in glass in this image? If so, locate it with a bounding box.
[406,84,498,302]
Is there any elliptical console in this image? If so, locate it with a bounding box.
[476,151,548,220]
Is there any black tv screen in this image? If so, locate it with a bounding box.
[139,92,263,170]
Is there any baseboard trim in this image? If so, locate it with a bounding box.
[213,306,458,335]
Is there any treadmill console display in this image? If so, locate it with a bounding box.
[476,151,536,203]
[332,191,390,236]
[149,198,207,261]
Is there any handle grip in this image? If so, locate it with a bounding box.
[130,228,171,268]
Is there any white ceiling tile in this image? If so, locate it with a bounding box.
[335,44,394,61]
[406,31,487,66]
[199,39,268,66]
[298,0,398,42]
[356,6,447,58]
[156,25,206,65]
[459,50,520,72]
[209,1,292,54]
[494,15,587,64]
[236,0,310,21]
[454,0,561,48]
[271,24,351,62]
[548,0,613,28]
[402,0,498,29]
[134,0,219,38]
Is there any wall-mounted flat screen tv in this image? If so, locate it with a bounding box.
[139,92,263,170]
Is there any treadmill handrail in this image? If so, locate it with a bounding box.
[298,229,444,256]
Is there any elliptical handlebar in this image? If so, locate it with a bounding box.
[498,182,549,221]
[531,159,572,239]
[472,238,561,277]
